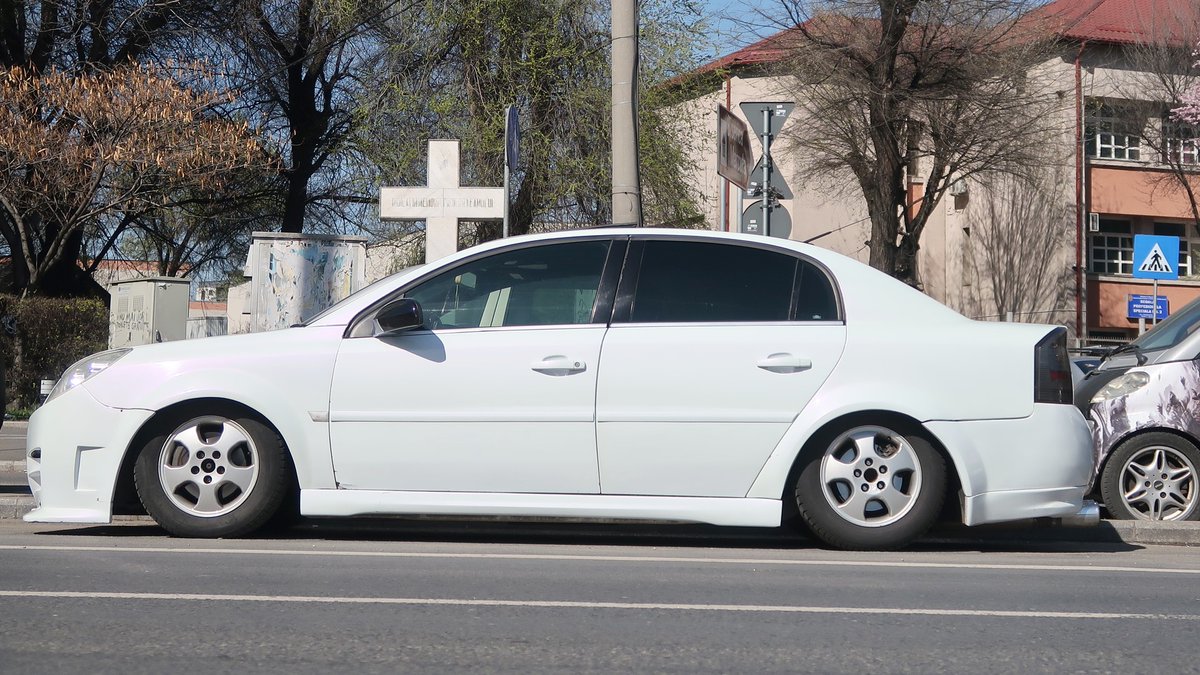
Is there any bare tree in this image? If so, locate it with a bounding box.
[1110,9,1200,232]
[221,0,404,234]
[770,0,1063,288]
[960,168,1075,324]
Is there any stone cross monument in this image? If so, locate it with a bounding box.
[379,140,505,263]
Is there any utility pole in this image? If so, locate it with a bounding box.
[611,0,642,226]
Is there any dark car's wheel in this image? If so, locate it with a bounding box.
[793,423,946,550]
[134,409,290,537]
[1100,433,1200,521]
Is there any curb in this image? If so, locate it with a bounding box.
[0,460,24,472]
[0,495,30,521]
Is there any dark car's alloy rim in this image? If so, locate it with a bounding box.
[1117,445,1197,521]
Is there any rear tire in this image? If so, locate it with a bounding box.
[134,408,289,538]
[793,423,946,550]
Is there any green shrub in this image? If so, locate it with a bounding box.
[0,295,109,409]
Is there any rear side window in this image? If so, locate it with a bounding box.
[795,262,839,321]
[628,240,800,323]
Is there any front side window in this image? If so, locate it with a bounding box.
[403,240,610,329]
[626,240,838,323]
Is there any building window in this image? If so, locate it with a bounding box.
[1086,104,1142,161]
[1089,220,1199,277]
[1164,121,1200,166]
[1089,219,1133,274]
[1153,222,1194,277]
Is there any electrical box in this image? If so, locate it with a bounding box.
[245,232,368,332]
[109,277,191,348]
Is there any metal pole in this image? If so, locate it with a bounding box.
[1153,279,1158,327]
[611,0,642,226]
[761,108,771,237]
[503,161,510,239]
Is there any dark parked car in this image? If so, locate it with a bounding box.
[1078,299,1200,520]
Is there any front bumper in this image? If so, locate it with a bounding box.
[24,386,152,524]
[927,404,1094,526]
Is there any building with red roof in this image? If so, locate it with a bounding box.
[676,0,1200,343]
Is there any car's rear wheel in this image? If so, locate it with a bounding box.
[793,423,946,550]
[134,409,289,537]
[1100,433,1199,521]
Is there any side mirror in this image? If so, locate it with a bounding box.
[375,298,423,335]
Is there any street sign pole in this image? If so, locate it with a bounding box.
[761,108,771,238]
[1132,234,1179,327]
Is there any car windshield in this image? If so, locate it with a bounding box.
[1126,295,1200,353]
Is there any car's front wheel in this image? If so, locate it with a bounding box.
[134,408,290,537]
[1100,433,1200,521]
[793,423,946,550]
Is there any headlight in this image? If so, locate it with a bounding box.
[44,348,132,404]
[1091,371,1151,404]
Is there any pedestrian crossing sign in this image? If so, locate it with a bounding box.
[1133,234,1180,281]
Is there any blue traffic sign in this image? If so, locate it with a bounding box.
[1127,294,1168,320]
[1133,234,1180,281]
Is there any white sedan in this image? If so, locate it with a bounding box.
[25,228,1093,550]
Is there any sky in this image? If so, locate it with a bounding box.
[703,0,777,57]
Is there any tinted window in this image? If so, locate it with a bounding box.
[795,261,839,321]
[404,241,610,329]
[629,241,797,323]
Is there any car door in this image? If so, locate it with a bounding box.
[328,238,622,494]
[595,238,847,497]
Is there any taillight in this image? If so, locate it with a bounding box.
[1034,327,1072,404]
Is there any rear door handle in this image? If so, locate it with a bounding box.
[531,355,587,376]
[756,353,812,373]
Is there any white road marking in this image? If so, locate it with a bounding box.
[0,589,1195,620]
[0,544,1196,575]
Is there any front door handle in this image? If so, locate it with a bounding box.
[531,355,587,376]
[756,353,812,373]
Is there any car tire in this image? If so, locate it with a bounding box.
[793,423,946,550]
[1100,433,1200,521]
[134,408,290,538]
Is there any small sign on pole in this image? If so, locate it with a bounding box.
[1133,234,1179,326]
[1132,235,1179,281]
[1127,294,1168,321]
[716,105,753,190]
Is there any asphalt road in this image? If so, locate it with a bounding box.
[1,519,1198,673]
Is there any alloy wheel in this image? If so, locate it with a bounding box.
[819,426,923,528]
[157,416,260,518]
[1117,445,1197,521]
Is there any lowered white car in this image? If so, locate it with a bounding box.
[25,228,1093,550]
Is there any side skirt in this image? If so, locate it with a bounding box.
[301,490,782,528]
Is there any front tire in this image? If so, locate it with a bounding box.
[1100,433,1200,521]
[134,409,289,537]
[793,423,946,550]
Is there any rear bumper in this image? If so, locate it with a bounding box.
[23,387,152,524]
[961,486,1088,526]
[927,404,1095,526]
